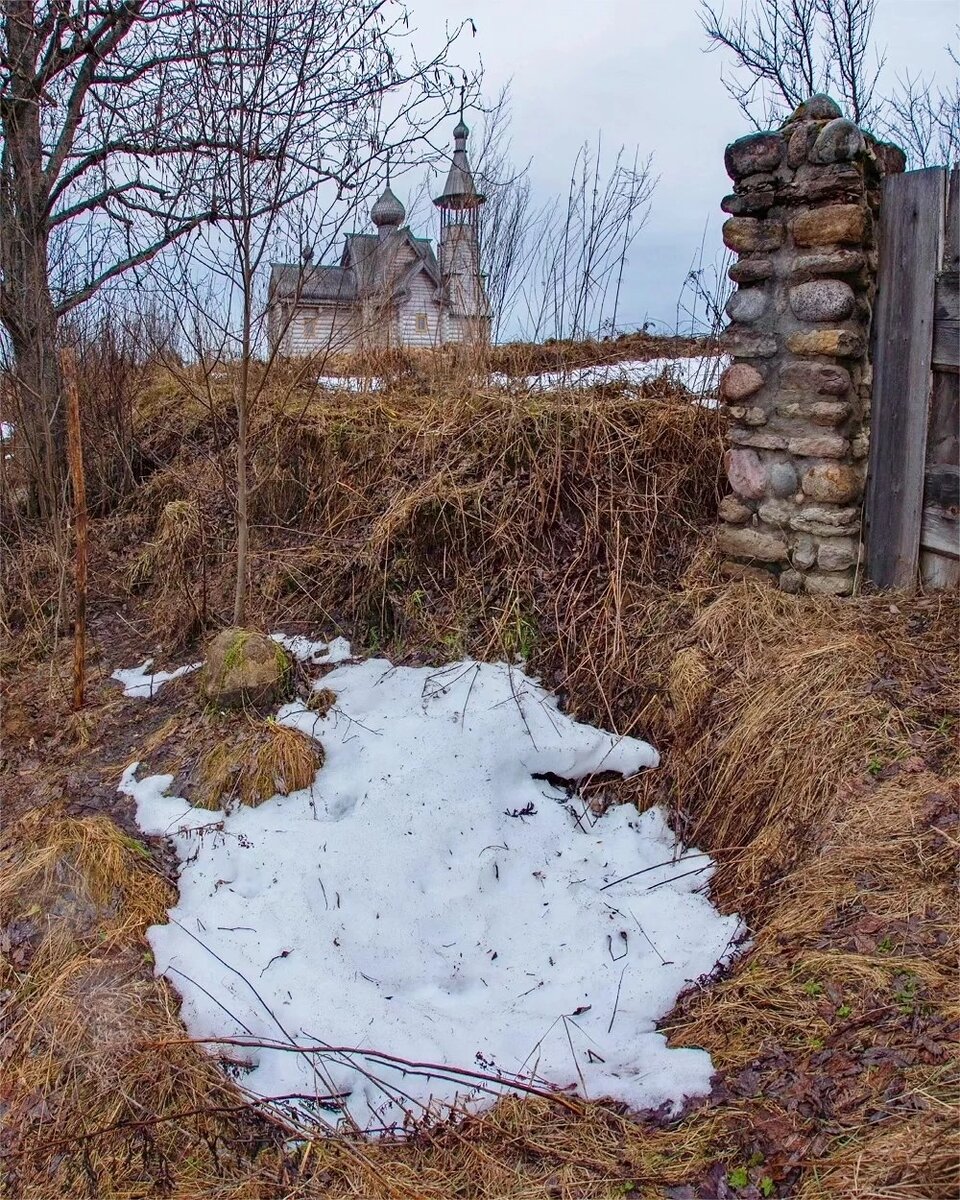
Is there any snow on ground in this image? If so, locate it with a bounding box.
[111,658,201,699]
[0,421,13,441]
[492,356,725,396]
[123,651,742,1134]
[316,356,726,399]
[270,633,353,665]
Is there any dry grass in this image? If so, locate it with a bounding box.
[1,358,958,1198]
[0,809,174,951]
[195,716,323,810]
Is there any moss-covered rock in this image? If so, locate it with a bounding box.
[201,628,291,709]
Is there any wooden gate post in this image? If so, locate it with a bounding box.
[864,167,958,589]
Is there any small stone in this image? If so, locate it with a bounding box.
[810,118,866,164]
[736,171,779,191]
[725,288,768,324]
[804,569,855,596]
[776,165,863,206]
[792,520,860,537]
[742,406,767,426]
[720,362,765,403]
[791,205,867,247]
[721,189,776,216]
[779,361,851,394]
[809,400,852,426]
[788,434,849,457]
[792,535,818,569]
[786,94,843,122]
[758,498,796,527]
[721,330,779,358]
[725,448,767,499]
[779,569,805,594]
[786,330,865,358]
[790,504,860,536]
[725,132,784,180]
[851,430,870,459]
[872,140,907,177]
[728,258,774,285]
[730,429,789,451]
[801,505,860,525]
[719,524,789,563]
[817,536,861,571]
[787,121,821,168]
[801,463,863,502]
[790,250,866,282]
[719,493,754,524]
[722,217,785,254]
[769,461,798,497]
[790,280,856,322]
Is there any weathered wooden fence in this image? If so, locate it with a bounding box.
[866,166,959,589]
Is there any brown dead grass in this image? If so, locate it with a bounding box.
[195,716,323,810]
[1,360,957,1198]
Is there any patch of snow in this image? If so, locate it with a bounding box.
[112,659,201,700]
[0,421,13,441]
[493,356,727,396]
[270,633,353,665]
[316,376,383,392]
[124,656,741,1134]
[313,357,727,401]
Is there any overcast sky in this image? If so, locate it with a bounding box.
[404,0,957,336]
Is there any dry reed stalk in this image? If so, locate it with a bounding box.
[61,349,88,710]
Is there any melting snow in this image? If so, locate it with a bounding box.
[123,652,741,1133]
[315,356,725,399]
[111,658,201,699]
[492,356,725,395]
[270,633,353,665]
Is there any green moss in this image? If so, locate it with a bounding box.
[222,630,253,671]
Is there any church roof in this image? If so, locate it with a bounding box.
[269,228,441,307]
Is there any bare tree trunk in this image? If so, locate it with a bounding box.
[61,349,87,710]
[7,288,64,519]
[232,222,253,629]
[1,4,65,518]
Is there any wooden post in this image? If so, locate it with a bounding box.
[61,348,88,711]
[922,169,960,589]
[865,168,946,589]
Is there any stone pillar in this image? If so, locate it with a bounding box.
[717,94,906,596]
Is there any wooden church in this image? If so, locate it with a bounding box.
[268,118,491,354]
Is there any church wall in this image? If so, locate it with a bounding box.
[284,305,360,356]
[397,272,442,347]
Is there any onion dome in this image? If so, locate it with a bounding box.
[370,184,405,231]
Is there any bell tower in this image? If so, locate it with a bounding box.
[433,105,490,343]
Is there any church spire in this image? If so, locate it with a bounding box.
[433,104,485,212]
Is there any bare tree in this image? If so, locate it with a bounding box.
[0,0,470,520]
[165,0,472,625]
[523,141,655,343]
[699,0,883,128]
[1,2,221,517]
[700,0,959,166]
[884,43,960,168]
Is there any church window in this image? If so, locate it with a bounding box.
[304,316,317,339]
[415,313,428,332]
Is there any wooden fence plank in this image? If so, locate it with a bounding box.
[943,169,959,269]
[865,168,945,589]
[933,270,960,371]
